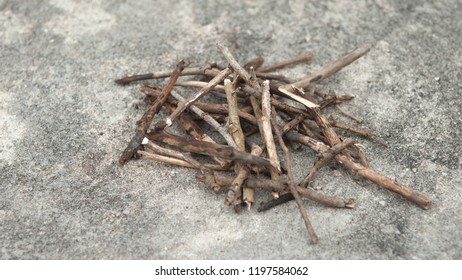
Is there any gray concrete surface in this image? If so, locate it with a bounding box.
[1,0,461,259]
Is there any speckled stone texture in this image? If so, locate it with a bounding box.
[0,0,461,259]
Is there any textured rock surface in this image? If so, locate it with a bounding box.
[0,0,460,259]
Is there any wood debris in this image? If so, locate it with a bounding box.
[115,43,432,244]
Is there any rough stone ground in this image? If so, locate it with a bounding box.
[0,0,460,259]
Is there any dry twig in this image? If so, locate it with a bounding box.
[114,42,432,246]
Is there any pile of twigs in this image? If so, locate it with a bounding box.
[115,42,431,244]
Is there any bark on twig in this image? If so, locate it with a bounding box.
[169,90,236,147]
[258,191,355,212]
[225,144,263,207]
[261,81,281,174]
[115,43,432,245]
[196,171,284,192]
[282,114,307,134]
[328,117,389,147]
[271,110,319,244]
[289,45,370,89]
[258,51,313,73]
[115,64,221,85]
[335,105,364,123]
[285,130,431,209]
[300,138,356,188]
[138,150,227,171]
[197,171,354,209]
[166,67,232,126]
[118,60,186,165]
[216,41,260,91]
[225,79,245,151]
[146,130,275,169]
[143,138,201,166]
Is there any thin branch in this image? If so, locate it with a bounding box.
[225,144,263,207]
[166,67,232,126]
[290,45,370,89]
[175,81,225,92]
[141,84,257,125]
[216,41,260,91]
[335,105,364,123]
[282,114,307,134]
[300,138,356,188]
[258,190,355,212]
[285,130,432,209]
[196,171,285,193]
[197,171,354,210]
[115,64,221,85]
[169,90,236,148]
[256,72,293,83]
[146,130,275,169]
[328,117,389,147]
[226,78,256,209]
[138,151,228,171]
[225,79,245,151]
[277,85,320,108]
[118,60,186,165]
[258,51,313,73]
[261,81,281,173]
[272,109,319,244]
[142,138,203,168]
[307,107,342,147]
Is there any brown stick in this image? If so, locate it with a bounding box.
[115,64,221,85]
[225,78,256,208]
[261,81,281,173]
[169,90,236,148]
[166,67,232,126]
[257,81,281,199]
[196,171,284,192]
[118,60,186,165]
[282,114,308,134]
[139,85,230,167]
[271,109,319,244]
[175,81,225,92]
[335,105,364,123]
[138,150,227,171]
[197,171,354,209]
[354,144,371,168]
[276,45,369,107]
[141,84,258,125]
[256,73,293,84]
[285,130,432,209]
[217,41,261,91]
[328,118,389,147]
[243,56,265,71]
[224,79,247,207]
[142,138,202,168]
[340,153,431,209]
[225,79,245,151]
[300,138,356,188]
[146,130,274,169]
[310,107,343,147]
[277,85,320,108]
[258,51,313,73]
[258,190,355,212]
[225,144,263,207]
[290,45,370,89]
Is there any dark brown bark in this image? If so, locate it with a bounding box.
[118,60,186,165]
